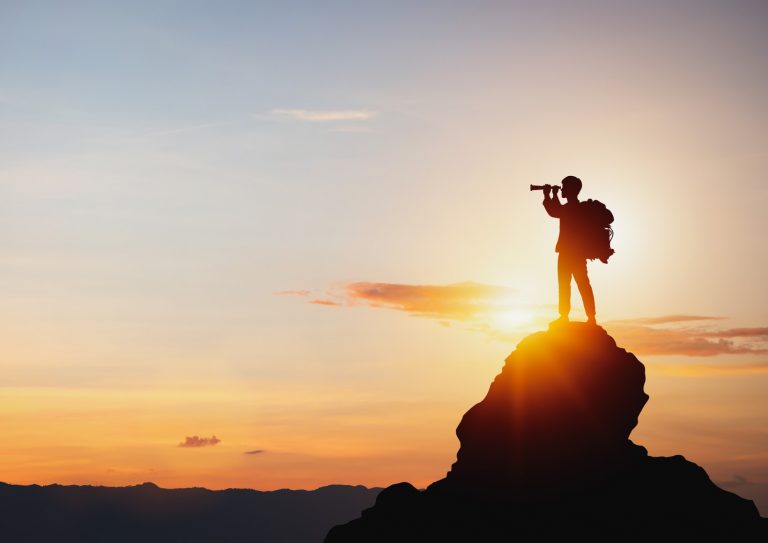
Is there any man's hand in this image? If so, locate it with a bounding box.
[552,186,560,198]
[543,185,551,198]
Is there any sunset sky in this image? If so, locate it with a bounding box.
[1,1,767,513]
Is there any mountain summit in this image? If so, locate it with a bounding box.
[326,323,767,541]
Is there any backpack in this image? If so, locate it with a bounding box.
[580,199,615,263]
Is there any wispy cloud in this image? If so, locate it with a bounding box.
[609,315,725,325]
[604,317,768,357]
[274,289,311,297]
[244,449,264,455]
[178,435,221,448]
[268,109,377,122]
[130,120,240,141]
[280,281,768,358]
[294,281,519,319]
[309,299,344,306]
[648,361,768,377]
[708,328,768,338]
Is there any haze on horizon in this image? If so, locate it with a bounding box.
[1,1,767,513]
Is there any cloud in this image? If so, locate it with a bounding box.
[269,109,377,122]
[647,361,768,377]
[130,120,239,141]
[283,281,768,358]
[275,289,311,297]
[604,318,768,357]
[244,449,264,455]
[178,435,221,448]
[331,281,518,319]
[609,315,725,325]
[708,327,768,338]
[309,299,343,306]
[281,280,538,334]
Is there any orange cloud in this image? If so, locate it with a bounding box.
[604,318,768,357]
[609,315,725,325]
[275,289,311,297]
[647,361,768,377]
[708,328,768,338]
[178,435,221,448]
[302,281,518,319]
[283,281,768,358]
[309,299,343,306]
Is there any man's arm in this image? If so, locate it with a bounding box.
[543,187,562,217]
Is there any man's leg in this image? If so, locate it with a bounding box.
[572,257,596,322]
[557,253,571,319]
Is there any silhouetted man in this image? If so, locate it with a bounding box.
[542,175,596,325]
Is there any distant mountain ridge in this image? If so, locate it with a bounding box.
[0,480,380,542]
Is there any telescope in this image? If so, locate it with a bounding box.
[530,184,561,191]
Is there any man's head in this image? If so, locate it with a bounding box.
[561,175,582,200]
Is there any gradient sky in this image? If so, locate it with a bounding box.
[2,0,767,513]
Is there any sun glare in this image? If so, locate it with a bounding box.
[493,308,535,329]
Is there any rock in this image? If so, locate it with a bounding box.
[446,322,648,496]
[325,323,767,541]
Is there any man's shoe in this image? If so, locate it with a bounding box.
[586,316,597,326]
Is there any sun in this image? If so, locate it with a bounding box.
[492,308,535,329]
